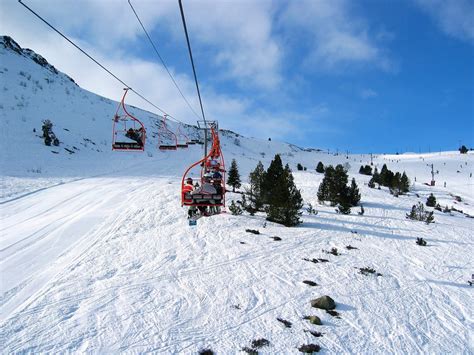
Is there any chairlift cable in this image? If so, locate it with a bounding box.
[177,0,206,126]
[18,0,185,125]
[128,0,201,121]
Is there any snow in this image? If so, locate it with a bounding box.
[1,36,473,353]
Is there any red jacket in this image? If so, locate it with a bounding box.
[182,184,194,204]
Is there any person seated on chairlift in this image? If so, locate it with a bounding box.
[183,178,198,217]
[212,171,222,180]
[182,177,194,204]
[206,157,220,169]
[125,127,144,144]
[213,179,223,196]
[192,174,217,196]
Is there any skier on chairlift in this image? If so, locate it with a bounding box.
[183,178,198,218]
[125,127,144,145]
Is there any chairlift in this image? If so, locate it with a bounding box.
[157,114,177,150]
[176,124,189,149]
[181,124,226,210]
[112,88,146,151]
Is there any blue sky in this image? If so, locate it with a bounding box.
[1,0,473,153]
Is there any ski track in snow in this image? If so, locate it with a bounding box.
[1,162,473,353]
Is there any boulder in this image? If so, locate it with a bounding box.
[310,296,336,310]
[308,316,322,325]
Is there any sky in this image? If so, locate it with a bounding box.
[1,0,473,153]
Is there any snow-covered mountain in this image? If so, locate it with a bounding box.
[1,36,473,353]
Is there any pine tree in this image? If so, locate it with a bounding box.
[425,211,434,224]
[317,164,353,206]
[266,163,303,226]
[359,165,372,175]
[247,161,265,212]
[389,172,402,196]
[227,159,241,192]
[459,145,468,154]
[297,163,304,171]
[332,165,349,206]
[264,155,286,207]
[262,154,285,204]
[400,172,410,193]
[316,161,325,173]
[379,164,389,186]
[372,167,380,185]
[348,178,361,206]
[426,193,437,207]
[317,165,333,202]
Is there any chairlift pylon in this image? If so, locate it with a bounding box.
[112,88,146,151]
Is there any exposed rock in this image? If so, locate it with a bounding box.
[304,315,322,325]
[310,296,336,310]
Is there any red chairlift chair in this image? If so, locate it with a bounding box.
[176,124,189,149]
[158,114,178,151]
[112,88,146,151]
[181,126,226,210]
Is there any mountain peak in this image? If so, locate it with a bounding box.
[1,35,75,83]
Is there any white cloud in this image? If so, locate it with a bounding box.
[1,0,282,90]
[360,89,378,99]
[415,0,474,43]
[162,0,282,89]
[281,0,394,71]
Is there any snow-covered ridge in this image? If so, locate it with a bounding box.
[1,35,75,83]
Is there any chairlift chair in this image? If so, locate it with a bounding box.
[176,124,189,149]
[158,115,177,150]
[181,125,226,209]
[112,88,146,151]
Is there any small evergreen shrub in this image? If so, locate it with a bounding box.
[306,203,318,215]
[41,119,59,147]
[406,202,434,224]
[426,194,437,207]
[336,200,351,214]
[368,178,376,188]
[416,237,427,246]
[229,200,243,215]
[316,161,325,173]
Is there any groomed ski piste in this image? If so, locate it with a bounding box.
[1,36,473,353]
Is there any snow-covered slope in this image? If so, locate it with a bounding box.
[1,36,473,353]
